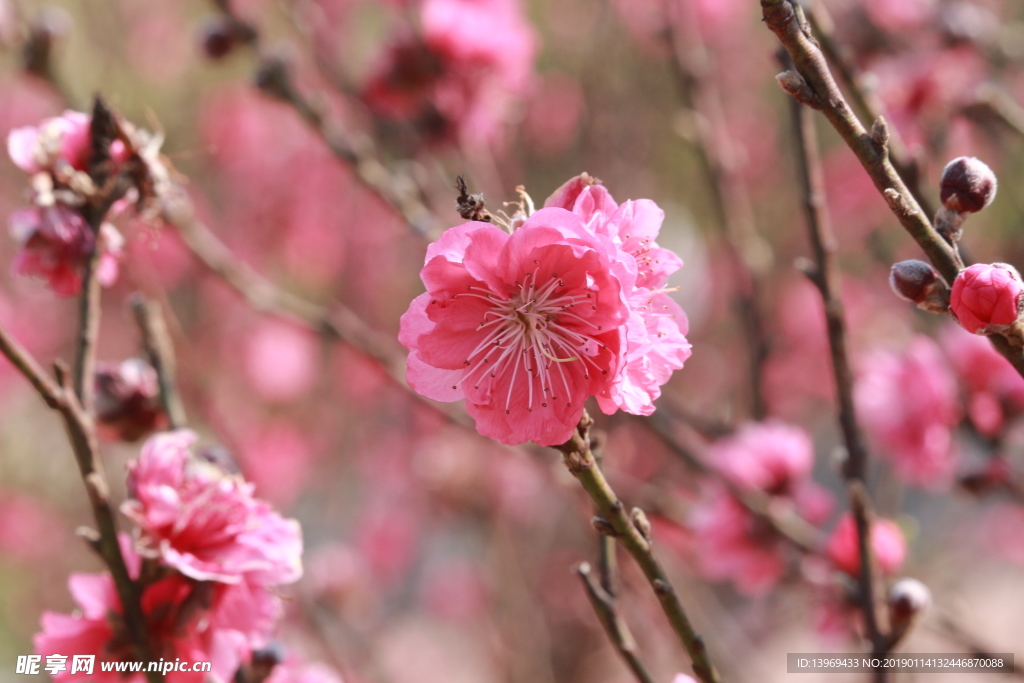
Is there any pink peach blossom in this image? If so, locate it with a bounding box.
[34,537,280,683]
[264,658,344,683]
[243,320,318,403]
[856,336,960,489]
[941,324,1024,437]
[123,430,303,585]
[7,110,92,174]
[399,209,630,445]
[8,206,123,296]
[827,512,906,578]
[950,263,1024,334]
[708,420,814,495]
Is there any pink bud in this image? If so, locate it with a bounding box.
[940,156,997,214]
[949,263,1024,334]
[827,513,906,578]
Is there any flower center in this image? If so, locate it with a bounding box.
[454,266,606,414]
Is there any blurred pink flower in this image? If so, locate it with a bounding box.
[863,0,935,32]
[709,420,814,495]
[399,210,630,445]
[8,206,123,296]
[7,110,91,174]
[689,486,787,596]
[672,676,698,683]
[419,558,489,621]
[237,422,315,508]
[950,263,1024,334]
[244,320,318,403]
[35,537,280,683]
[0,492,64,561]
[827,512,906,578]
[363,0,536,146]
[941,324,1024,437]
[856,336,961,489]
[123,430,303,585]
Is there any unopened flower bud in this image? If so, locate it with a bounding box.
[889,260,950,313]
[940,156,997,214]
[950,263,1024,334]
[199,16,255,60]
[94,359,165,441]
[888,578,931,645]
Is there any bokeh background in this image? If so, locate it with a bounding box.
[0,0,1023,681]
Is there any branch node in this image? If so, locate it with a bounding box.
[776,70,822,109]
[591,516,618,537]
[870,116,890,157]
[630,507,652,542]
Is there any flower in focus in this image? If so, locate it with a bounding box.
[123,430,303,585]
[827,512,906,578]
[949,263,1024,335]
[8,205,124,296]
[362,0,536,146]
[856,336,960,489]
[399,209,630,446]
[34,536,281,683]
[544,174,692,416]
[95,359,166,441]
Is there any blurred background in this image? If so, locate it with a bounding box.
[0,0,1023,681]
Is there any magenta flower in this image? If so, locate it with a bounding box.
[122,430,303,585]
[856,336,960,489]
[826,512,906,578]
[362,0,535,145]
[399,209,630,445]
[545,175,692,415]
[34,536,281,683]
[949,262,1024,334]
[8,205,123,296]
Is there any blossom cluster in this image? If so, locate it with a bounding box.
[34,431,306,683]
[399,174,691,445]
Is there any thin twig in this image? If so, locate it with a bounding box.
[131,295,188,430]
[0,324,160,681]
[788,77,889,679]
[799,0,935,218]
[666,2,770,418]
[576,562,657,683]
[555,412,721,683]
[760,0,1024,378]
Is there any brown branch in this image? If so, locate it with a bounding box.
[800,0,935,218]
[576,562,657,683]
[0,324,160,681]
[666,2,770,418]
[788,78,888,679]
[760,0,1024,378]
[555,412,721,683]
[131,295,188,430]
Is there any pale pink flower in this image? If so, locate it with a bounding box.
[856,336,961,489]
[8,206,123,296]
[827,512,906,578]
[34,537,280,683]
[545,175,692,415]
[941,324,1024,437]
[673,676,699,683]
[94,358,165,442]
[689,486,787,596]
[7,110,92,174]
[363,0,536,145]
[709,420,814,495]
[123,430,303,585]
[399,209,630,445]
[950,263,1024,334]
[243,320,318,403]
